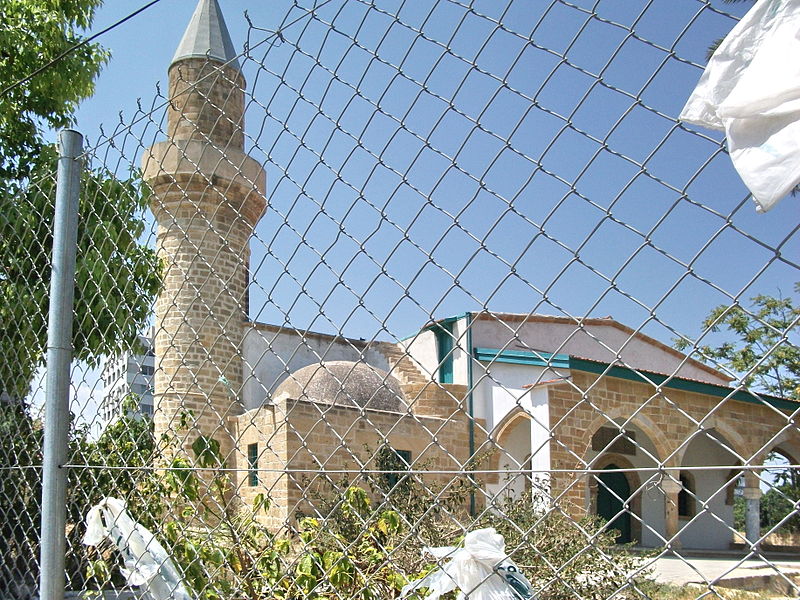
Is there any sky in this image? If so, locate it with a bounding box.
[43,0,798,429]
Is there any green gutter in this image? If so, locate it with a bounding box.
[569,357,798,412]
[398,312,471,342]
[466,312,476,516]
[473,347,571,369]
[471,346,797,411]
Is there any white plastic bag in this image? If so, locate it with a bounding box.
[82,497,193,600]
[400,528,534,600]
[680,0,800,212]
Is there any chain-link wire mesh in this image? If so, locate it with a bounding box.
[2,0,799,599]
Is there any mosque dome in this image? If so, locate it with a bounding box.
[273,361,407,412]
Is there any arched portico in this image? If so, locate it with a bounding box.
[589,454,642,544]
[747,432,800,548]
[486,409,550,505]
[584,417,665,546]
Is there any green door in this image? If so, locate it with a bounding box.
[597,465,632,543]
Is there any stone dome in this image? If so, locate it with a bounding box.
[273,361,407,412]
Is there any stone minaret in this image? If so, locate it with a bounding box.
[143,0,265,463]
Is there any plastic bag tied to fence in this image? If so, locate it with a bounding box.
[400,528,534,600]
[82,497,193,600]
[681,0,800,212]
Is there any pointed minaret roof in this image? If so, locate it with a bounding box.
[172,0,240,70]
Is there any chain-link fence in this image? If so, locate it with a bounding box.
[2,0,799,599]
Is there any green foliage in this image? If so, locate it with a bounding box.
[0,0,161,398]
[0,398,156,594]
[81,396,156,506]
[675,286,800,400]
[734,495,746,532]
[81,437,647,600]
[760,485,800,534]
[0,146,162,397]
[147,436,408,600]
[482,497,651,600]
[0,0,107,180]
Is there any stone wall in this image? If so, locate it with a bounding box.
[232,382,477,530]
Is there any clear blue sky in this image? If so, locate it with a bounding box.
[66,0,796,354]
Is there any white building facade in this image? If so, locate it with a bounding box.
[100,328,156,425]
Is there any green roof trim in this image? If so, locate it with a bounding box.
[473,347,571,369]
[568,357,798,412]
[471,347,797,411]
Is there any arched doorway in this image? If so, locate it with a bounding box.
[597,464,632,543]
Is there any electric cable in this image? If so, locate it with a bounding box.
[0,0,165,98]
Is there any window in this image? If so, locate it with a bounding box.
[678,474,695,518]
[140,364,154,376]
[434,321,454,384]
[248,443,259,486]
[591,427,637,456]
[381,447,412,490]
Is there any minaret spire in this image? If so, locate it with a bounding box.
[172,0,240,70]
[165,0,246,148]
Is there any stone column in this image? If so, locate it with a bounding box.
[662,478,683,549]
[742,479,762,547]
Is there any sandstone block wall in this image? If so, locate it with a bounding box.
[231,384,479,530]
[547,371,799,516]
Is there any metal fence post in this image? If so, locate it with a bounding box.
[39,129,83,600]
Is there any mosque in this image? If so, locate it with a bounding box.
[143,0,799,549]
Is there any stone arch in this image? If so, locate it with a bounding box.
[581,409,670,468]
[493,407,533,446]
[675,416,750,467]
[589,453,643,544]
[748,430,800,495]
[678,424,744,549]
[751,428,800,467]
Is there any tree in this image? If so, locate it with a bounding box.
[675,285,800,400]
[0,147,162,397]
[0,1,162,398]
[0,3,161,595]
[0,0,106,180]
[678,288,800,540]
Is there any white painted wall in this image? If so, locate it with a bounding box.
[470,318,729,385]
[481,371,551,507]
[400,328,439,381]
[399,318,472,385]
[242,324,389,409]
[678,432,738,550]
[473,361,565,430]
[489,417,531,502]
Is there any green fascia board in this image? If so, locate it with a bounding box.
[568,357,798,412]
[473,347,571,369]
